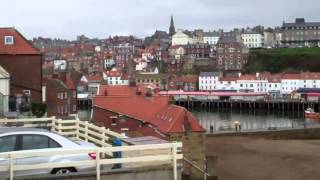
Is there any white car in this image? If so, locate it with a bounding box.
[0,127,97,178]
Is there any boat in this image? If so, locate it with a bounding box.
[304,108,320,120]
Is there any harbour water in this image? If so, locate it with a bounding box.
[192,108,320,133]
[78,108,320,134]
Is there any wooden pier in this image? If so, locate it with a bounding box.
[174,100,320,112]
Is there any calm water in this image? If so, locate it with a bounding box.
[192,108,320,133]
[78,108,320,134]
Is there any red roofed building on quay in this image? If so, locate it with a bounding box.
[0,28,42,110]
[92,85,206,178]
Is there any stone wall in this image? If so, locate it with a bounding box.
[170,131,206,179]
[15,166,181,180]
[207,128,320,140]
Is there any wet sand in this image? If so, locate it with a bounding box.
[206,136,320,180]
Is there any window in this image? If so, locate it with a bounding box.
[65,104,68,114]
[119,115,126,123]
[73,91,76,98]
[22,135,60,150]
[73,105,77,111]
[0,135,17,152]
[4,36,14,45]
[111,117,117,125]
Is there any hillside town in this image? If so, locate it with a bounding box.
[1,2,320,179]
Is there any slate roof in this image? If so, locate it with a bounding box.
[199,72,221,77]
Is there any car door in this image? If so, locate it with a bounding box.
[15,134,61,176]
[0,135,18,178]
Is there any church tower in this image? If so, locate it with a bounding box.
[169,15,175,36]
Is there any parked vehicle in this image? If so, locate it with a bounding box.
[0,127,97,178]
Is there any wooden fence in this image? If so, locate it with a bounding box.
[0,116,125,147]
[0,116,183,180]
[0,143,182,180]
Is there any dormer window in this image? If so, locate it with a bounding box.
[4,36,14,45]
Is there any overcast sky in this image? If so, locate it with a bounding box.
[1,0,319,40]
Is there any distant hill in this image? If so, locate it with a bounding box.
[243,48,320,73]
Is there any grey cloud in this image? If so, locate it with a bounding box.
[0,0,319,39]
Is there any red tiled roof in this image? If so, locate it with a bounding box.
[282,73,301,80]
[220,77,238,81]
[106,68,122,77]
[170,76,198,83]
[121,73,129,80]
[98,85,134,96]
[65,75,76,90]
[93,92,205,134]
[267,74,282,83]
[154,105,204,133]
[0,28,40,55]
[87,75,102,82]
[94,96,169,124]
[301,72,320,80]
[238,74,256,80]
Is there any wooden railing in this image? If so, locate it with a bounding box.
[0,116,183,180]
[0,116,126,147]
[0,142,183,180]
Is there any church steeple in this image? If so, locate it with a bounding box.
[169,15,175,36]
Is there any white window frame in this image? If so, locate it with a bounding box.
[4,36,14,45]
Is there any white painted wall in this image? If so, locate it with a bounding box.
[203,36,220,45]
[241,33,264,48]
[199,76,219,91]
[172,31,191,45]
[0,67,10,113]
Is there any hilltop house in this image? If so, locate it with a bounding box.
[102,68,129,86]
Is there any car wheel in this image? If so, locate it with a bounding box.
[51,167,76,175]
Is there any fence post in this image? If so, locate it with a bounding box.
[76,118,80,139]
[85,121,89,142]
[58,119,62,134]
[9,154,13,180]
[96,148,101,180]
[101,127,106,147]
[172,143,177,180]
[51,116,56,132]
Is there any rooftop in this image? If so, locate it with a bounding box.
[282,18,320,28]
[94,86,205,134]
[200,72,221,77]
[0,27,40,55]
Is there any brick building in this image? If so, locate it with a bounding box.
[0,28,42,111]
[217,33,249,72]
[166,58,183,75]
[169,76,198,91]
[184,43,210,58]
[44,78,77,117]
[112,43,135,68]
